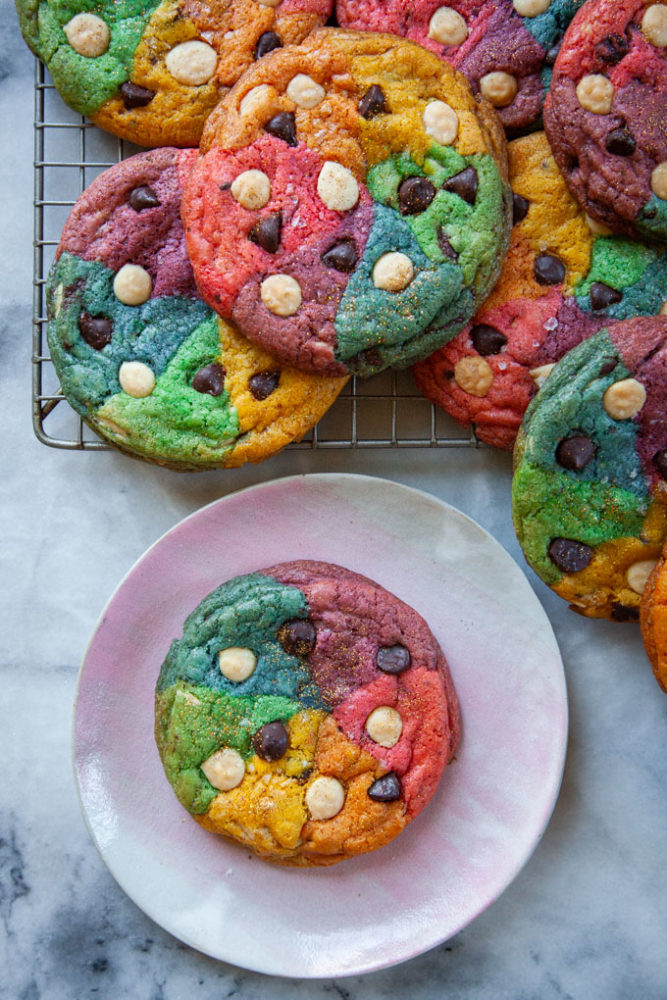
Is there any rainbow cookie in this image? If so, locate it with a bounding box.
[512,316,667,621]
[639,546,667,692]
[46,148,346,470]
[154,560,461,865]
[182,28,512,377]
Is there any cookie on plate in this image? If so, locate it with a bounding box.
[639,546,667,692]
[413,132,667,450]
[336,0,584,133]
[46,148,346,470]
[154,560,461,866]
[544,0,667,244]
[512,316,667,621]
[182,28,512,377]
[16,0,332,147]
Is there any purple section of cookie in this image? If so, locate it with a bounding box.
[540,297,606,365]
[610,318,667,478]
[58,148,199,299]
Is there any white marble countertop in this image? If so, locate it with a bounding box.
[2,6,666,996]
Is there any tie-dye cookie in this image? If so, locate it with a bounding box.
[16,0,331,147]
[544,0,667,244]
[46,148,346,470]
[639,546,667,692]
[336,0,584,133]
[154,560,461,866]
[512,316,667,621]
[182,28,512,377]
[413,132,667,450]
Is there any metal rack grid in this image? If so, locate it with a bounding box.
[32,59,481,452]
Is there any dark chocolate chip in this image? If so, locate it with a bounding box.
[512,192,530,225]
[254,31,282,59]
[555,435,596,471]
[368,771,402,802]
[544,39,562,66]
[248,212,282,254]
[589,281,623,310]
[249,371,280,400]
[605,127,635,157]
[129,185,160,211]
[443,166,478,205]
[278,618,317,656]
[264,112,297,147]
[595,33,630,64]
[252,721,289,761]
[358,84,387,119]
[653,450,667,478]
[219,182,232,190]
[192,362,225,396]
[78,313,112,350]
[120,82,155,109]
[437,228,458,260]
[611,603,639,622]
[599,358,618,377]
[548,538,594,574]
[534,254,565,285]
[470,323,507,356]
[357,347,383,369]
[321,238,358,272]
[398,176,437,215]
[376,644,411,674]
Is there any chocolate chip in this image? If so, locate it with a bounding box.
[598,358,618,377]
[252,721,289,761]
[358,84,387,119]
[548,538,594,574]
[129,185,160,211]
[544,39,562,66]
[376,644,411,674]
[605,127,635,157]
[534,254,565,285]
[589,281,623,310]
[368,771,402,802]
[321,238,358,272]
[595,33,630,64]
[398,176,437,215]
[437,229,458,260]
[443,166,478,205]
[357,347,383,369]
[78,313,112,350]
[192,362,225,396]
[249,371,280,400]
[653,450,667,478]
[120,82,155,109]
[512,192,530,225]
[264,112,297,147]
[555,435,596,471]
[254,31,282,59]
[470,323,507,356]
[611,603,639,622]
[278,619,317,656]
[248,212,282,254]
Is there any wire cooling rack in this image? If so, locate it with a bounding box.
[32,59,480,452]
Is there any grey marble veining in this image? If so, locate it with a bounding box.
[1,6,667,997]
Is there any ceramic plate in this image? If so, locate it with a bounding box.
[73,473,567,978]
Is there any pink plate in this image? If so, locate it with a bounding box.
[73,473,567,977]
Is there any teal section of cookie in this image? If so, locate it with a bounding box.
[155,572,325,709]
[574,237,667,320]
[522,0,583,48]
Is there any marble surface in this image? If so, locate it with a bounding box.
[1,6,666,997]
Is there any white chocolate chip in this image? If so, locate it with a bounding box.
[660,300,667,315]
[626,559,658,595]
[255,0,280,5]
[63,13,110,58]
[305,776,345,820]
[642,4,667,47]
[118,361,156,398]
[603,378,647,420]
[286,74,325,109]
[218,646,257,682]
[165,40,218,86]
[53,283,64,318]
[480,71,518,108]
[260,274,302,316]
[422,100,459,146]
[176,689,202,707]
[529,363,555,388]
[372,252,415,292]
[365,706,403,748]
[230,169,271,210]
[576,75,614,115]
[317,162,359,211]
[201,748,245,791]
[651,162,667,201]
[454,356,494,397]
[239,84,273,117]
[113,264,152,305]
[585,213,613,236]
[513,0,552,15]
[428,7,468,46]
